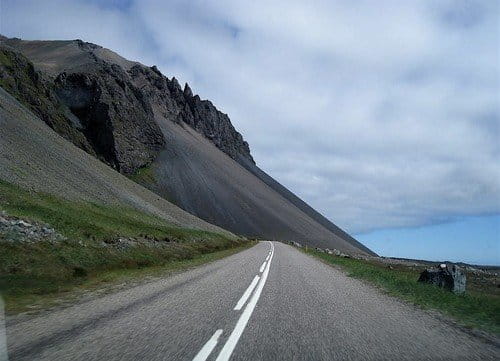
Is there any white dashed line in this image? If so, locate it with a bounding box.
[215,241,275,361]
[234,275,260,311]
[259,261,266,273]
[192,329,223,361]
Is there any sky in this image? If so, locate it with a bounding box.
[1,0,499,264]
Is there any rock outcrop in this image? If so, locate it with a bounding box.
[0,43,95,155]
[54,62,165,174]
[418,264,466,294]
[0,42,165,174]
[128,64,254,164]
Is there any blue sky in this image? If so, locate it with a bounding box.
[1,0,499,264]
[358,215,499,265]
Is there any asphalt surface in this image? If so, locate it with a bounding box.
[4,242,499,360]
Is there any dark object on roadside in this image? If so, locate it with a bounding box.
[418,264,466,294]
[73,266,88,278]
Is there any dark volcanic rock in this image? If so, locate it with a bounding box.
[418,264,466,294]
[128,65,254,164]
[184,94,253,163]
[1,36,254,170]
[0,42,165,174]
[54,62,165,174]
[0,43,95,154]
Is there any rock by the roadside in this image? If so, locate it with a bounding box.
[0,212,66,244]
[15,220,31,227]
[418,264,466,294]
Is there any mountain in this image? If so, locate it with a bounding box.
[0,36,375,255]
[0,86,231,236]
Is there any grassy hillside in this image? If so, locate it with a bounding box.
[0,180,249,313]
[305,248,500,335]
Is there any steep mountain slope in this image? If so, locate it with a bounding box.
[0,36,375,255]
[0,86,231,236]
[236,157,374,254]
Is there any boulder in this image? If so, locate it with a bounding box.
[418,264,466,294]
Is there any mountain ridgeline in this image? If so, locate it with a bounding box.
[0,36,374,255]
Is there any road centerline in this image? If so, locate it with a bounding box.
[234,275,260,311]
[215,241,275,361]
[259,261,266,273]
[192,329,223,361]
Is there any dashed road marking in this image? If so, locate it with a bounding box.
[259,261,266,273]
[234,275,260,311]
[215,241,275,361]
[192,329,223,361]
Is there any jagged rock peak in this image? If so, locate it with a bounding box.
[74,39,101,51]
[150,65,162,76]
[184,83,193,98]
[171,76,181,90]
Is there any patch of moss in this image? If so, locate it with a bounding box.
[128,164,157,185]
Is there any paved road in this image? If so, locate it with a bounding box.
[4,242,499,360]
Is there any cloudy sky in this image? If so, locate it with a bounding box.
[2,0,499,264]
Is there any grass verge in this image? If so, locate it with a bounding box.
[304,248,500,335]
[2,243,254,315]
[0,180,252,314]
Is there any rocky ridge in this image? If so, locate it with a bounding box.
[0,37,254,174]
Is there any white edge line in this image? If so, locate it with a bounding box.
[192,329,223,361]
[216,241,274,361]
[234,275,260,311]
[259,261,266,273]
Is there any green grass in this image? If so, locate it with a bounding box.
[0,50,14,68]
[0,179,231,242]
[2,243,254,314]
[305,249,500,335]
[0,180,250,314]
[128,164,157,186]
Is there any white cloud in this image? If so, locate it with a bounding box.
[1,0,499,234]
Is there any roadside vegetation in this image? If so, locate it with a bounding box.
[0,180,251,314]
[305,248,500,335]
